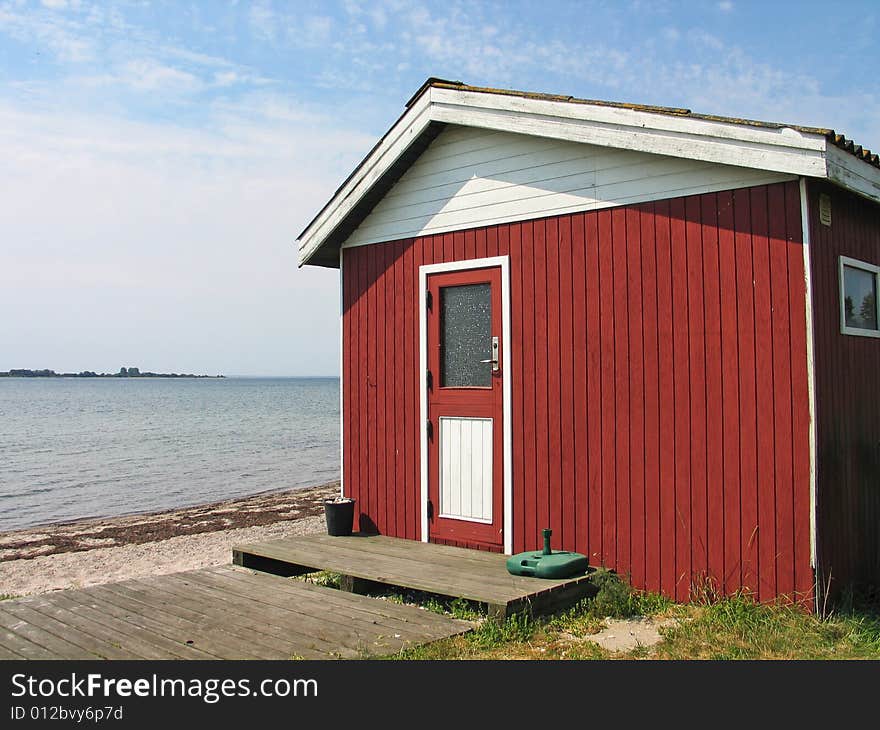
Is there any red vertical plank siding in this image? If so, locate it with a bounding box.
[612,208,631,576]
[473,228,483,260]
[670,197,692,601]
[627,207,645,588]
[453,230,465,261]
[751,187,776,601]
[686,196,708,593]
[346,249,355,506]
[640,204,661,593]
[598,210,617,567]
[717,191,742,594]
[546,217,563,545]
[655,200,677,598]
[393,241,404,536]
[558,215,576,551]
[533,220,551,543]
[570,214,588,557]
[342,246,352,503]
[465,228,476,260]
[509,224,526,553]
[809,180,880,600]
[768,184,794,601]
[702,194,724,593]
[584,212,603,565]
[521,222,538,552]
[488,226,499,259]
[734,188,759,594]
[360,245,374,531]
[339,181,812,601]
[402,240,415,540]
[375,244,387,535]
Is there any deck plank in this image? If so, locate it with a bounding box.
[117,576,348,659]
[137,573,380,658]
[173,570,455,651]
[0,602,123,660]
[82,583,299,660]
[0,626,63,660]
[209,566,463,635]
[233,533,596,617]
[0,566,469,660]
[234,541,519,600]
[11,593,172,660]
[60,588,224,660]
[235,537,572,603]
[187,568,469,643]
[79,582,269,659]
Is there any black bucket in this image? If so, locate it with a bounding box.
[324,498,355,536]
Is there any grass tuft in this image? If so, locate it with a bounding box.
[583,569,673,619]
[296,571,342,589]
[653,594,880,660]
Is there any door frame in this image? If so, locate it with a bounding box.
[419,255,513,554]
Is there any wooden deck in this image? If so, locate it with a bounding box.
[0,566,472,660]
[233,533,596,618]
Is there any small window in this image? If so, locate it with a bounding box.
[839,256,880,338]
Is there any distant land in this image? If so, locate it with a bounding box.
[0,367,224,379]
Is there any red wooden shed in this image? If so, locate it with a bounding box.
[298,79,880,609]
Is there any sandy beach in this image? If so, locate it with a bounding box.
[0,482,338,598]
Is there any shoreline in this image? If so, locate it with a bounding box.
[0,482,338,598]
[1,480,341,538]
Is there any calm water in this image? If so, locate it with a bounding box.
[0,377,339,531]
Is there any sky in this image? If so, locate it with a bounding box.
[1,0,878,376]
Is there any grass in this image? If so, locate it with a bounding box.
[0,594,17,601]
[387,571,880,660]
[286,567,879,660]
[653,595,880,660]
[296,570,342,589]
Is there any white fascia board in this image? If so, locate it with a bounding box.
[298,91,433,265]
[432,88,829,152]
[825,143,880,205]
[430,90,828,178]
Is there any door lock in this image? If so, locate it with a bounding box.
[480,336,500,371]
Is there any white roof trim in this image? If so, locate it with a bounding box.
[826,143,880,203]
[298,85,880,266]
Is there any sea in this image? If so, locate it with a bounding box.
[0,377,340,532]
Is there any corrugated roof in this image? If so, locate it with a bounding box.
[419,78,879,169]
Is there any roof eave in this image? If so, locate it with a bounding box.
[297,79,879,269]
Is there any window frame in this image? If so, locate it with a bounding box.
[839,255,880,338]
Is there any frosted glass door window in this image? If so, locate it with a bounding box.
[440,283,492,387]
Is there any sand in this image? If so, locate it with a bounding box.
[582,617,677,652]
[0,483,338,598]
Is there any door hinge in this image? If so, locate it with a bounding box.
[426,290,432,311]
[426,369,433,390]
[427,500,434,519]
[426,419,433,440]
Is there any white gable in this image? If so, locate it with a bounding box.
[343,125,793,249]
[299,82,880,266]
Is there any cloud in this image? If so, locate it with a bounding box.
[248,1,278,42]
[0,4,94,62]
[119,59,202,92]
[0,94,376,375]
[718,1,734,12]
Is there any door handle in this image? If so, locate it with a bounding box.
[480,337,500,371]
